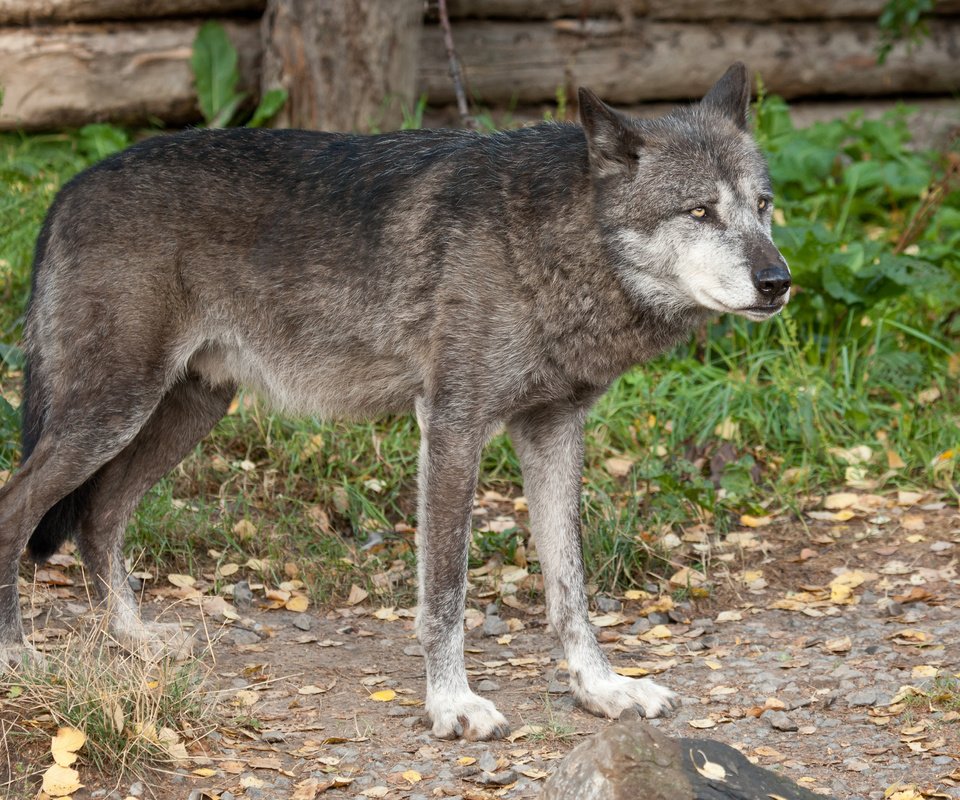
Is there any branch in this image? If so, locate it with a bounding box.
[436,0,475,129]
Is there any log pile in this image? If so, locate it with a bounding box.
[0,0,958,130]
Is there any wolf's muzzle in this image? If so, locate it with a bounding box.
[753,265,791,300]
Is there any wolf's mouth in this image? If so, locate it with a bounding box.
[742,303,784,314]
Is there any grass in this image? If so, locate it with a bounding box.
[0,99,959,605]
[0,625,214,793]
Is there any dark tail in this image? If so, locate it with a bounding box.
[21,221,97,562]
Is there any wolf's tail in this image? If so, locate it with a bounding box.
[21,226,97,562]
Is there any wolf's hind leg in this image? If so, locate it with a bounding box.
[76,376,234,659]
[507,402,679,720]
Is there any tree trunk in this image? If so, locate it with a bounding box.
[260,0,422,132]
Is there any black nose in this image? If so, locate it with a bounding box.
[753,265,791,299]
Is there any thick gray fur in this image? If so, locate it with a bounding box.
[0,63,789,739]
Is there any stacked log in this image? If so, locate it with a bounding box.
[0,0,958,130]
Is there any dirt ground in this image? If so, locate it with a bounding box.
[3,496,959,800]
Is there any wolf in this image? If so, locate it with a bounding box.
[0,62,789,740]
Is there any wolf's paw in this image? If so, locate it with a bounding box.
[0,640,45,672]
[573,673,678,719]
[427,691,511,741]
[114,620,195,661]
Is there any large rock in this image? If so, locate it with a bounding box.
[542,715,832,800]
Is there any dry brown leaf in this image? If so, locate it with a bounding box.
[42,764,82,797]
[604,456,635,477]
[286,594,310,612]
[50,727,86,767]
[346,585,369,606]
[167,573,196,588]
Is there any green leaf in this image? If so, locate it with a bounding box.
[191,21,243,126]
[246,88,288,128]
[210,92,248,129]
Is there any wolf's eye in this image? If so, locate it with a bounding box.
[758,198,769,211]
[690,207,707,219]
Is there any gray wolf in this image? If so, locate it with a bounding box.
[0,62,789,740]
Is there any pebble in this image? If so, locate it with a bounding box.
[647,611,671,625]
[261,730,286,743]
[594,595,622,613]
[292,614,312,631]
[846,689,880,707]
[628,618,651,635]
[483,615,510,637]
[229,628,262,646]
[476,769,519,786]
[128,782,145,798]
[403,644,424,657]
[766,711,798,732]
[233,580,253,610]
[477,679,500,692]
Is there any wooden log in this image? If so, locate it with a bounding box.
[0,19,260,130]
[445,0,960,19]
[0,0,265,25]
[417,18,960,104]
[260,0,422,132]
[542,716,831,799]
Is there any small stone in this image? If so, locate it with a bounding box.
[478,751,498,772]
[233,581,254,610]
[483,616,510,637]
[647,611,670,625]
[766,710,798,732]
[477,679,500,692]
[403,644,424,657]
[230,628,262,646]
[547,681,569,694]
[127,575,143,592]
[292,614,312,631]
[629,618,651,635]
[846,689,879,708]
[477,769,518,786]
[933,755,954,765]
[220,794,235,800]
[595,596,622,613]
[402,716,420,728]
[128,783,145,798]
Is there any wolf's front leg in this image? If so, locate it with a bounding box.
[415,402,510,741]
[508,403,678,719]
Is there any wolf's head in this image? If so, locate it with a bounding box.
[580,63,790,322]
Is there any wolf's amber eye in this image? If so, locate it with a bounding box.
[758,198,768,211]
[690,207,707,219]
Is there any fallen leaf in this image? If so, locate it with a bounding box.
[740,514,773,528]
[688,718,717,729]
[824,492,858,510]
[715,610,742,623]
[42,764,82,797]
[167,573,196,588]
[346,585,369,606]
[401,770,422,783]
[604,456,635,477]
[507,724,545,742]
[886,450,906,469]
[825,636,852,653]
[715,418,739,440]
[691,749,726,781]
[286,594,310,612]
[233,519,256,539]
[369,689,396,702]
[50,727,86,767]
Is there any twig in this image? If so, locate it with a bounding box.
[436,0,475,129]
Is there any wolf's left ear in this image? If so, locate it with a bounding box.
[701,62,751,131]
[579,87,642,175]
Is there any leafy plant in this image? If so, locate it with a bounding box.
[876,0,936,64]
[191,21,287,128]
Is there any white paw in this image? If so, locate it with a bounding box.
[572,673,678,719]
[427,690,511,741]
[113,620,195,661]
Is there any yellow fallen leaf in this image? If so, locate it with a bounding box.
[401,770,422,783]
[623,589,650,601]
[824,492,858,510]
[715,417,739,440]
[457,756,477,766]
[167,573,195,588]
[886,449,906,469]
[369,689,396,702]
[42,764,82,797]
[234,689,259,706]
[604,456,635,477]
[50,727,86,767]
[614,666,650,677]
[233,519,257,538]
[361,788,389,798]
[911,665,938,679]
[347,585,369,606]
[192,768,218,777]
[704,659,722,670]
[740,514,772,528]
[507,724,545,742]
[830,584,853,604]
[285,594,309,613]
[691,749,726,781]
[216,562,240,577]
[688,718,717,729]
[715,610,742,623]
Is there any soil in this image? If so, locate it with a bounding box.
[3,502,959,800]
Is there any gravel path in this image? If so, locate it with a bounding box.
[6,504,959,799]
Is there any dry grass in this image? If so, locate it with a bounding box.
[0,616,217,796]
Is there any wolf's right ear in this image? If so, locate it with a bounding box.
[578,87,642,176]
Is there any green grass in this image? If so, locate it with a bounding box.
[1,98,959,600]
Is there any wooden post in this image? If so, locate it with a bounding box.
[260,0,423,132]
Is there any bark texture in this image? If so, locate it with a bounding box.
[0,0,264,24]
[259,0,422,132]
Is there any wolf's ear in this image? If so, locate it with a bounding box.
[701,62,751,131]
[578,87,642,176]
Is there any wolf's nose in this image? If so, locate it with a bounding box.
[753,266,791,299]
